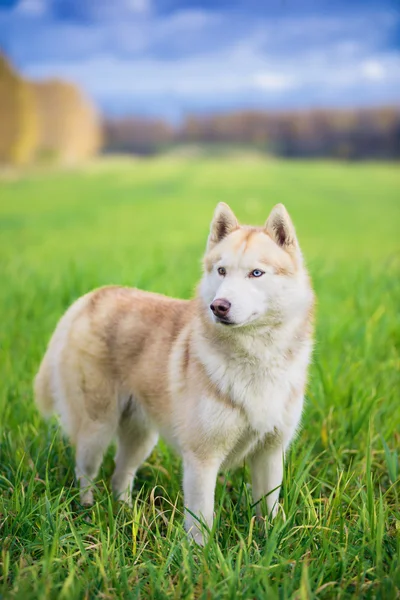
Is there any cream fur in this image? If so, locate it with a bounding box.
[34,202,314,544]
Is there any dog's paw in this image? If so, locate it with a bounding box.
[120,495,133,508]
[187,528,205,546]
[114,488,133,507]
[80,489,94,506]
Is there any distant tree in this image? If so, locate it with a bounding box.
[103,117,173,155]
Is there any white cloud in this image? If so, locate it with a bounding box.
[109,9,219,55]
[14,0,47,16]
[253,72,296,92]
[361,59,386,81]
[125,0,151,15]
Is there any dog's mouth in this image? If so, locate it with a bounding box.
[215,316,235,326]
[212,311,263,329]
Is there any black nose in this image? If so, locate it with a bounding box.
[210,298,231,318]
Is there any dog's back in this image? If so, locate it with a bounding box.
[34,286,192,433]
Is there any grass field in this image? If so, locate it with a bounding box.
[0,157,399,599]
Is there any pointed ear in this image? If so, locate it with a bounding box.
[207,202,239,250]
[265,204,298,251]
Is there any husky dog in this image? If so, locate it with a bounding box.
[34,203,314,544]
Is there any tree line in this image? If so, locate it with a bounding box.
[104,106,400,159]
[0,53,101,165]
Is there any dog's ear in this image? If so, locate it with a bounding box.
[207,202,239,250]
[265,204,298,249]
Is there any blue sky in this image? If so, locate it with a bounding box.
[0,0,399,119]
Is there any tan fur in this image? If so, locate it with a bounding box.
[34,202,314,544]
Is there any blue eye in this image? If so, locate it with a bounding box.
[250,269,264,278]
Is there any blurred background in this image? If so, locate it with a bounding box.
[0,0,399,164]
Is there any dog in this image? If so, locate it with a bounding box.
[34,202,314,544]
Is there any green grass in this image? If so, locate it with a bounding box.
[0,157,399,599]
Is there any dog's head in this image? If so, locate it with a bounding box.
[200,202,312,329]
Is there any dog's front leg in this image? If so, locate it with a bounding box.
[249,444,284,519]
[182,452,220,545]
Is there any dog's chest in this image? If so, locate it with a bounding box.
[204,339,303,438]
[230,357,289,433]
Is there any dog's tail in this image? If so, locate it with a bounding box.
[34,353,55,418]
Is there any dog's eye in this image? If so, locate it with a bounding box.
[249,269,264,278]
[217,267,226,276]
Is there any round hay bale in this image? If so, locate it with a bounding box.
[0,53,38,165]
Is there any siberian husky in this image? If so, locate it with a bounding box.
[34,202,314,544]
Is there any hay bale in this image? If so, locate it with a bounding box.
[32,79,102,163]
[0,53,38,165]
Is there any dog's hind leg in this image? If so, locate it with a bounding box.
[75,420,117,506]
[111,401,158,505]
